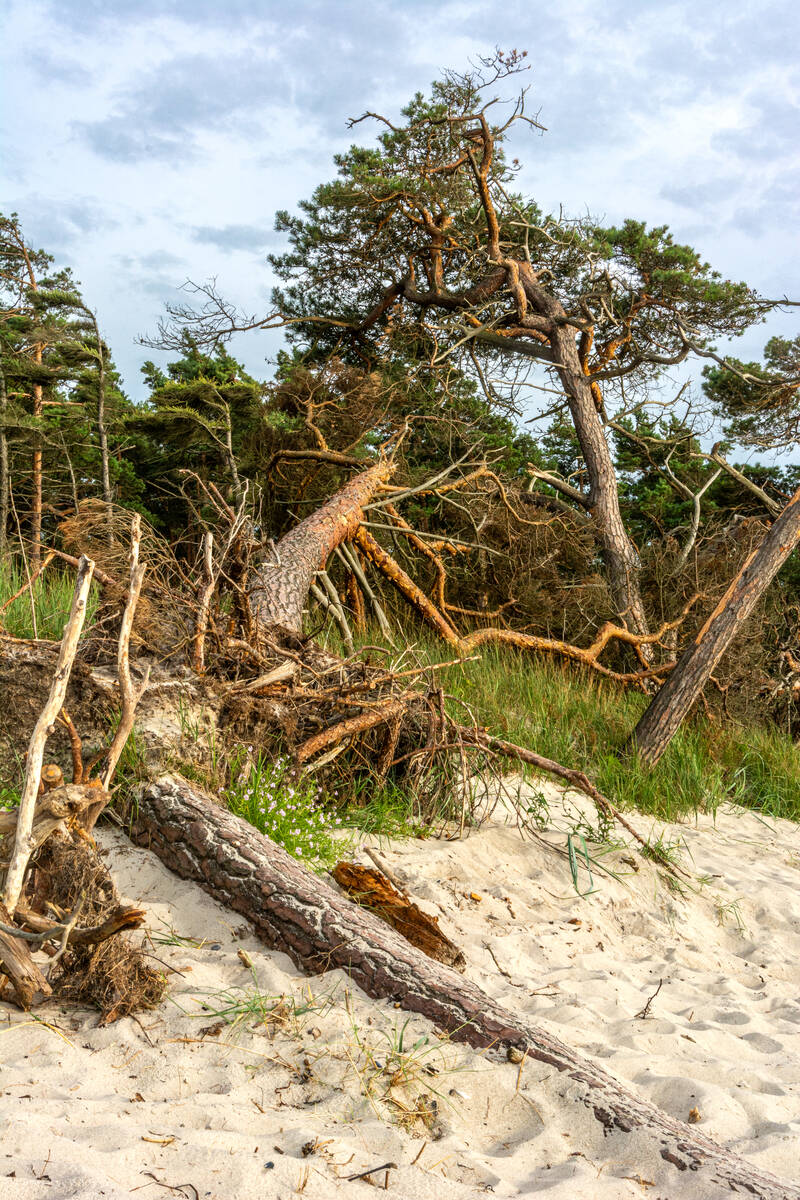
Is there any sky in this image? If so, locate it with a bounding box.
[2,0,799,414]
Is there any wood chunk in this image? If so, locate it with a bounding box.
[0,901,52,1009]
[332,861,465,972]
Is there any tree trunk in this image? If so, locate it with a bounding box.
[250,460,393,633]
[30,383,42,574]
[550,325,648,638]
[516,265,648,639]
[631,487,800,765]
[87,308,113,542]
[17,238,44,573]
[0,362,8,556]
[129,773,800,1200]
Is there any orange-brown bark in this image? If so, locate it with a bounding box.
[251,461,394,634]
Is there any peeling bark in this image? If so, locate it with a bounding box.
[251,461,394,633]
[131,773,800,1200]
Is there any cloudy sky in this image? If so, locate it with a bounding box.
[2,0,798,406]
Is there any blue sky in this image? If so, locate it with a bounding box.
[2,0,799,411]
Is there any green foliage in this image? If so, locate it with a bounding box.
[0,211,146,544]
[223,750,349,870]
[703,333,800,448]
[343,779,431,840]
[0,784,18,811]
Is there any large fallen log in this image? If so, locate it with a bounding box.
[131,772,800,1200]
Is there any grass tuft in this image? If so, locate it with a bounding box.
[0,560,98,640]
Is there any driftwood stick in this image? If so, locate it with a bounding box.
[2,554,95,915]
[130,774,800,1200]
[7,904,145,948]
[192,530,214,674]
[97,514,150,793]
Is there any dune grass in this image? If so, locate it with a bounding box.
[337,631,800,826]
[0,559,98,641]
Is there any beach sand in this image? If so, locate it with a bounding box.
[2,782,799,1198]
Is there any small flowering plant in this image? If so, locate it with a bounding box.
[223,750,348,870]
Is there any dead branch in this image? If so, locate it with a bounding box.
[8,904,146,948]
[94,514,151,796]
[354,526,462,643]
[0,550,55,624]
[58,708,83,783]
[336,541,395,643]
[453,725,688,878]
[296,697,408,764]
[192,530,215,673]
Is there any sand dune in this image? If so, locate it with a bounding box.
[2,783,800,1198]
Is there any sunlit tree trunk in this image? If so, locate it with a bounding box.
[0,362,8,556]
[249,461,393,633]
[17,240,44,573]
[631,487,800,765]
[550,324,648,638]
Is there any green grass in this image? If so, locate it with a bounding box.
[333,632,800,826]
[344,778,433,840]
[427,642,800,824]
[0,559,98,640]
[0,784,19,811]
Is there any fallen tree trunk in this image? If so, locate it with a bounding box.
[130,772,800,1200]
[250,460,394,633]
[631,485,800,765]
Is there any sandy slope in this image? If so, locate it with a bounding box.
[1,782,800,1199]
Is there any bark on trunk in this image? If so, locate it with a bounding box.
[0,901,52,1009]
[130,773,800,1200]
[550,325,648,638]
[631,487,800,765]
[86,308,113,542]
[251,461,393,634]
[30,384,43,574]
[0,362,9,556]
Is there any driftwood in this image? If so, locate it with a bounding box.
[332,861,465,971]
[95,512,150,795]
[0,901,51,1008]
[131,772,800,1200]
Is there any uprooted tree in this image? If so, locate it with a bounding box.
[4,53,800,1200]
[91,471,793,1200]
[4,342,800,1200]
